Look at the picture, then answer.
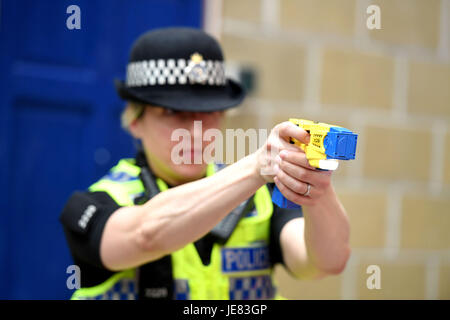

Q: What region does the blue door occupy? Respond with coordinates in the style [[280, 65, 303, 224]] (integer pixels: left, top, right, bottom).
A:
[[0, 0, 202, 299]]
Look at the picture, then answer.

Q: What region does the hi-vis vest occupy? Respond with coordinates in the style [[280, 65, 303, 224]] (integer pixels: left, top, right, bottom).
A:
[[71, 158, 281, 300]]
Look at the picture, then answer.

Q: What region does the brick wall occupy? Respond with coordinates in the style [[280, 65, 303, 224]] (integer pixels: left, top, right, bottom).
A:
[[219, 0, 450, 299]]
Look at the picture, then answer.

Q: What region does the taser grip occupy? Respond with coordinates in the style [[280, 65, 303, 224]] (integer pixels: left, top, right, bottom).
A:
[[271, 167, 329, 209], [272, 185, 301, 209], [271, 119, 358, 209]]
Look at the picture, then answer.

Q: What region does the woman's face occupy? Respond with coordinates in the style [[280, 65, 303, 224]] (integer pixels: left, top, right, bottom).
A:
[[130, 106, 224, 185]]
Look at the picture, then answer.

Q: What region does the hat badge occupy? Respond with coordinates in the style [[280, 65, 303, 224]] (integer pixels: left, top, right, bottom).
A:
[[185, 52, 208, 84]]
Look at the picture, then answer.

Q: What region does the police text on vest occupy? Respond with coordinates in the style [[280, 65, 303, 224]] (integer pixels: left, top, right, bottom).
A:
[[221, 246, 270, 273]]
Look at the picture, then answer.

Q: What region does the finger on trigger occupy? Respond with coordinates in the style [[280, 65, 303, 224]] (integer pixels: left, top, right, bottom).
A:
[[280, 121, 310, 145]]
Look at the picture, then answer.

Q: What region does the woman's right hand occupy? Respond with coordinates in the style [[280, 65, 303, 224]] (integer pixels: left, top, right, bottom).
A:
[[255, 121, 333, 207], [255, 121, 311, 182]]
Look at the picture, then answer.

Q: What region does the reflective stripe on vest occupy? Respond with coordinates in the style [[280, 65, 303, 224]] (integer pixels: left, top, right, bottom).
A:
[[71, 269, 136, 300], [71, 159, 280, 300]]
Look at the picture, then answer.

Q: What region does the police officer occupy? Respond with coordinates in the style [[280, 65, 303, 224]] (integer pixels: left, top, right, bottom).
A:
[[60, 27, 351, 300]]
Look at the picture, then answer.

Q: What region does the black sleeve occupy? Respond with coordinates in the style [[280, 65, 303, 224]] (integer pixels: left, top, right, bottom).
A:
[[267, 184, 303, 266], [59, 191, 120, 275]]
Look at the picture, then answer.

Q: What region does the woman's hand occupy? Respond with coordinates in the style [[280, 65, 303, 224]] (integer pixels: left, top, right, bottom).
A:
[[256, 121, 333, 206]]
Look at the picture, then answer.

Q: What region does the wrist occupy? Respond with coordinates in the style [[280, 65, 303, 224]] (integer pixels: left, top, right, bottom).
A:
[[303, 184, 339, 213], [243, 151, 267, 187]]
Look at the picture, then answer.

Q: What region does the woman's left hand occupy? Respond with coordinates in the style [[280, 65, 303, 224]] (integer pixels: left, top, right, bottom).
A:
[[273, 148, 333, 207]]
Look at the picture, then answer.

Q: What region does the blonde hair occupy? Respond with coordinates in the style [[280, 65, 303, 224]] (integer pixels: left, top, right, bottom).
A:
[[121, 101, 145, 131]]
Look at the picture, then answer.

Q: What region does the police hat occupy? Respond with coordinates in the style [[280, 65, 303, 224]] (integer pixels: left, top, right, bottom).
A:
[[115, 27, 246, 112]]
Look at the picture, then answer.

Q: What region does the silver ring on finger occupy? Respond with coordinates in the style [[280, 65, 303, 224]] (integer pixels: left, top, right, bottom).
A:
[[302, 183, 311, 197]]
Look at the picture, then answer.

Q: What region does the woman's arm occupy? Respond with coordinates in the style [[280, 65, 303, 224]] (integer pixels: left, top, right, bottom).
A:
[[100, 153, 266, 271], [279, 188, 351, 279], [100, 121, 340, 274], [270, 147, 351, 279]]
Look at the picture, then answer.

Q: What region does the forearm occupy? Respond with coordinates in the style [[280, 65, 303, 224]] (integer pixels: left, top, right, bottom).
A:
[[302, 185, 351, 274], [100, 153, 265, 271], [139, 153, 264, 253]]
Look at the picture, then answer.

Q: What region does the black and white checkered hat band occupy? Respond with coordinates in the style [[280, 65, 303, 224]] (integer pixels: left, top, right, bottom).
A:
[[126, 59, 226, 87]]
